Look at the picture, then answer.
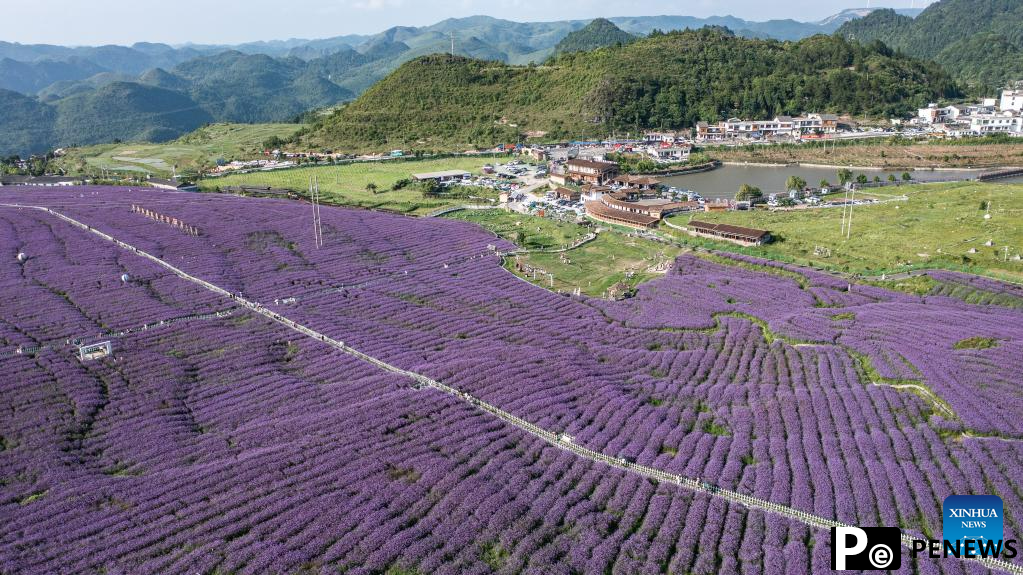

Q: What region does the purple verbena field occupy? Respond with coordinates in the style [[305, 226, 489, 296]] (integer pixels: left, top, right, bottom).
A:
[[1, 187, 1021, 575]]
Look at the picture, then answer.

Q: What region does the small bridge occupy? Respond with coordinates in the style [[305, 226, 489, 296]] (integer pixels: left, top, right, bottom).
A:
[[977, 167, 1023, 182]]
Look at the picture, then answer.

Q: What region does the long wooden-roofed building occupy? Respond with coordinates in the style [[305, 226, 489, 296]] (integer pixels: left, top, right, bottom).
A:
[[554, 187, 581, 201], [612, 175, 661, 190], [584, 199, 660, 229], [584, 190, 697, 229], [686, 220, 772, 245]]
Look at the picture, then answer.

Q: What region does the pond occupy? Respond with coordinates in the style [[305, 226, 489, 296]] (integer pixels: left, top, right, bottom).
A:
[[660, 164, 1021, 200]]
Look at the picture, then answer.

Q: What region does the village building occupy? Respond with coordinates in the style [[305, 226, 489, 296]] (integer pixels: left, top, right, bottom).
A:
[[642, 130, 688, 144], [1001, 89, 1023, 112], [686, 220, 772, 246], [696, 121, 726, 141], [411, 170, 470, 183], [584, 189, 695, 229], [695, 113, 838, 141], [702, 201, 732, 212], [970, 111, 1023, 134], [916, 94, 1023, 135], [564, 158, 620, 185], [612, 175, 662, 191], [148, 178, 197, 191], [646, 145, 691, 162], [0, 175, 80, 187], [918, 103, 970, 124], [549, 172, 570, 186], [522, 147, 548, 162], [579, 184, 613, 201], [553, 187, 581, 202]]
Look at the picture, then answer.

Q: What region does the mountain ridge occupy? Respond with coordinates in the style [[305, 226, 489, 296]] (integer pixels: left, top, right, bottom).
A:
[[303, 29, 957, 153], [836, 0, 1023, 88]]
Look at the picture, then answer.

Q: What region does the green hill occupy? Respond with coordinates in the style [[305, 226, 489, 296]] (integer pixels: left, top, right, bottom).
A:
[[553, 18, 636, 56], [837, 0, 1023, 88], [0, 57, 107, 94], [0, 83, 212, 156], [0, 89, 56, 157], [303, 29, 958, 152], [167, 51, 353, 123], [53, 82, 212, 145]]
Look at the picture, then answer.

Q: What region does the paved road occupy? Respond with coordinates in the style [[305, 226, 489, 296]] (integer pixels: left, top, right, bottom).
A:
[[4, 202, 1020, 575]]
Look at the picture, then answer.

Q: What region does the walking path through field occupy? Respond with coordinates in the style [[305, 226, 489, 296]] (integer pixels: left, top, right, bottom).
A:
[[3, 202, 1020, 575]]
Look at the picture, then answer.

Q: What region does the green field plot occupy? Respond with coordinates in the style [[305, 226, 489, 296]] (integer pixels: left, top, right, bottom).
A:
[[444, 210, 590, 250], [202, 156, 508, 215], [53, 123, 303, 176], [666, 182, 1023, 281]]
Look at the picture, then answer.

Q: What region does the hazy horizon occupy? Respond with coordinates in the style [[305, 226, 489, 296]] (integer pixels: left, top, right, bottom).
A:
[[5, 0, 936, 47]]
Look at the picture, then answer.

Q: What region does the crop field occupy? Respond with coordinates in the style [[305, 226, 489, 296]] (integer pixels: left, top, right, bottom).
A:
[[1, 186, 1022, 574], [51, 123, 304, 177], [202, 155, 509, 215], [668, 182, 1023, 281]]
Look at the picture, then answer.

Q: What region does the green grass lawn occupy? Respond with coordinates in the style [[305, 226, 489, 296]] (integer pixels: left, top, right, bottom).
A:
[[665, 182, 1023, 281], [519, 232, 681, 297], [448, 209, 681, 296], [444, 209, 590, 250], [53, 123, 303, 177], [202, 156, 509, 215]]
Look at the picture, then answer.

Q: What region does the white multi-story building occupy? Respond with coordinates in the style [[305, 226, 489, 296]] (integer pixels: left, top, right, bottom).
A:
[[646, 145, 691, 162], [695, 113, 838, 141], [917, 103, 969, 124], [1001, 89, 1023, 112], [969, 112, 1022, 134]]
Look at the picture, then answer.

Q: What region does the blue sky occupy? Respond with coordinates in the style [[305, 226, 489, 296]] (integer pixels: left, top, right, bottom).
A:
[[6, 0, 937, 46]]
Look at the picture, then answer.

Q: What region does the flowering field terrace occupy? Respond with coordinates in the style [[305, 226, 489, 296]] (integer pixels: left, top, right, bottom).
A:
[[1, 186, 1021, 575]]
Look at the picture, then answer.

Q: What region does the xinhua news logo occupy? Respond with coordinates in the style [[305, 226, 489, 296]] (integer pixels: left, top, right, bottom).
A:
[[830, 527, 901, 570], [830, 495, 1019, 571]]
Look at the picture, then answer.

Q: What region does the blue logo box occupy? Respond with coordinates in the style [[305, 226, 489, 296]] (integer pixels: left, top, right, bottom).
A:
[[943, 495, 1003, 544]]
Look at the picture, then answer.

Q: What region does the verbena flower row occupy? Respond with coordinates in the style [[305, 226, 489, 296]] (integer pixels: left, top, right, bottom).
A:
[[1, 187, 1019, 575]]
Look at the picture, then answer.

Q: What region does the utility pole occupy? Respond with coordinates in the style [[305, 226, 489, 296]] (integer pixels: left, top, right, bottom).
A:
[[310, 176, 323, 248], [316, 176, 323, 248], [450, 32, 455, 56], [846, 187, 856, 240], [840, 187, 849, 236]]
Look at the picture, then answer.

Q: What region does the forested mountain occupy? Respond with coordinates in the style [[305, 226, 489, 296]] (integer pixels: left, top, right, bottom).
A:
[[0, 90, 57, 157], [836, 0, 1023, 88], [553, 19, 636, 56], [161, 51, 353, 122], [0, 83, 211, 156], [0, 8, 926, 156], [52, 82, 213, 145], [0, 57, 108, 94], [0, 8, 911, 102], [304, 29, 958, 152], [0, 52, 354, 156]]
